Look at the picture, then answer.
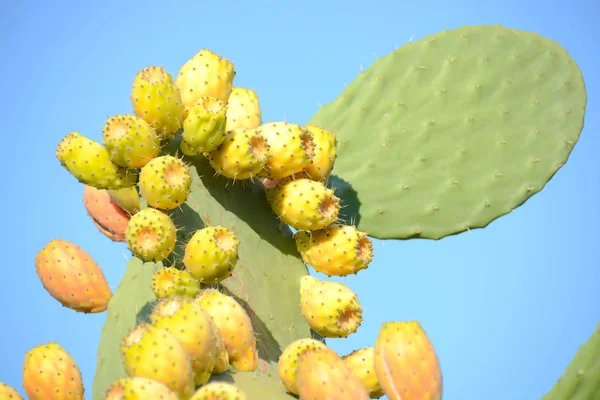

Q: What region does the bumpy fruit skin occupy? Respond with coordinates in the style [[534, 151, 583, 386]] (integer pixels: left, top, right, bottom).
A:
[[225, 87, 262, 131], [151, 267, 201, 299], [176, 49, 236, 119], [207, 128, 269, 180], [131, 65, 185, 140], [139, 155, 192, 210], [105, 377, 179, 400], [207, 314, 230, 374], [22, 342, 84, 400], [120, 323, 195, 400], [183, 226, 240, 285], [150, 297, 218, 386], [294, 223, 373, 276], [343, 348, 385, 399], [296, 348, 370, 400], [125, 207, 177, 262], [299, 124, 337, 182], [300, 276, 363, 338], [195, 289, 258, 372], [107, 187, 140, 216], [256, 121, 314, 179], [101, 114, 161, 168], [266, 178, 341, 231], [373, 321, 443, 400], [0, 382, 24, 399], [35, 239, 112, 313], [277, 338, 331, 395], [56, 132, 138, 190], [182, 96, 227, 154], [190, 382, 247, 400], [83, 185, 130, 242]]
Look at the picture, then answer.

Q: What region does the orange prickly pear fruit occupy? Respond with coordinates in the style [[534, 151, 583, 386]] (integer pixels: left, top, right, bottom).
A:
[[343, 348, 385, 399], [277, 338, 332, 395], [0, 382, 24, 399], [83, 185, 131, 242]]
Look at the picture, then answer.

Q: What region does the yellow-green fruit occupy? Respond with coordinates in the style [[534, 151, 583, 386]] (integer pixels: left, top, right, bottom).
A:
[[300, 124, 337, 182], [256, 121, 315, 179], [183, 226, 239, 285], [176, 49, 236, 119], [343, 348, 385, 399], [277, 338, 332, 395], [299, 276, 363, 338], [182, 96, 227, 154], [139, 155, 192, 210], [131, 65, 184, 140], [207, 128, 269, 180], [108, 187, 140, 215], [151, 267, 201, 299], [206, 314, 230, 374], [150, 297, 218, 386], [125, 207, 177, 262], [121, 323, 195, 400], [266, 178, 341, 231], [196, 289, 258, 372], [0, 382, 23, 399], [105, 377, 179, 400], [294, 224, 373, 277], [225, 87, 262, 131], [56, 132, 138, 190], [190, 382, 247, 400], [101, 114, 161, 169]]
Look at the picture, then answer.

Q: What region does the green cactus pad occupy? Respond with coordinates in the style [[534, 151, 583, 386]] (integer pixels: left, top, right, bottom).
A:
[[309, 24, 587, 239]]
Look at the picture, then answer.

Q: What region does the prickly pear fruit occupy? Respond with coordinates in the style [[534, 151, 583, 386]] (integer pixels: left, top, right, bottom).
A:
[[300, 276, 363, 338], [176, 49, 236, 119], [125, 207, 177, 262], [101, 114, 161, 169], [22, 342, 84, 400], [207, 314, 230, 374], [120, 323, 195, 400], [299, 124, 337, 182], [373, 321, 443, 400], [294, 223, 373, 277], [56, 132, 138, 190], [0, 382, 24, 399], [277, 338, 331, 395], [181, 96, 227, 154], [343, 348, 384, 399], [183, 226, 240, 285], [151, 267, 201, 299], [256, 121, 314, 180], [190, 382, 247, 400], [108, 187, 140, 216], [225, 87, 262, 131], [266, 178, 341, 231], [296, 348, 370, 400], [105, 377, 179, 400], [35, 239, 112, 313], [131, 65, 185, 140], [83, 185, 130, 242], [207, 128, 269, 180], [138, 155, 192, 210], [150, 296, 218, 386], [195, 289, 258, 372]]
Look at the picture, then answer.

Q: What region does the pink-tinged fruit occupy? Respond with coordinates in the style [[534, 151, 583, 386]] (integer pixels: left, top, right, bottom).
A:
[[83, 185, 130, 242]]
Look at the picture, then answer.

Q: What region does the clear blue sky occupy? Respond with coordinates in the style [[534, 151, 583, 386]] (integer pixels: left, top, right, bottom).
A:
[[1, 1, 598, 399]]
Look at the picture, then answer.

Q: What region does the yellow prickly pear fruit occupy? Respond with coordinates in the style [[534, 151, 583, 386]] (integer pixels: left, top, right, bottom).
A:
[[105, 377, 179, 400], [131, 65, 185, 140], [343, 348, 385, 399], [125, 207, 177, 262], [107, 186, 140, 216], [277, 338, 332, 395], [300, 124, 337, 182], [138, 155, 192, 210], [181, 96, 227, 154], [0, 382, 24, 399], [176, 49, 236, 119], [101, 114, 161, 169], [120, 323, 195, 400], [190, 382, 247, 400], [22, 342, 84, 400], [183, 226, 240, 285], [207, 128, 269, 180], [256, 121, 315, 180], [150, 296, 218, 386], [373, 321, 443, 400], [56, 132, 138, 190], [300, 276, 363, 338], [294, 223, 374, 277], [151, 267, 201, 299], [266, 178, 341, 231], [195, 289, 258, 372], [206, 314, 230, 374], [225, 87, 262, 131]]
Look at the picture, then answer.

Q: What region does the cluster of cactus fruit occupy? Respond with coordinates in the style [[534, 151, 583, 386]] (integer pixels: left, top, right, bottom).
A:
[[1, 24, 595, 400]]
